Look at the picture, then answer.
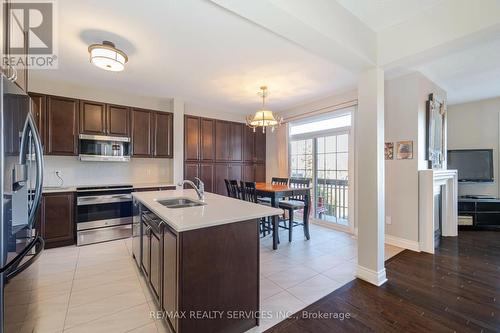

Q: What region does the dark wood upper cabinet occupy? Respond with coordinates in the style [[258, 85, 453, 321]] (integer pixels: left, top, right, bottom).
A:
[[80, 100, 106, 135], [153, 112, 173, 158], [29, 93, 45, 149], [255, 130, 266, 163], [200, 118, 215, 161], [107, 104, 130, 137], [215, 120, 230, 161], [185, 116, 200, 161], [230, 122, 243, 161], [41, 192, 75, 248], [46, 95, 79, 155], [131, 108, 153, 157]]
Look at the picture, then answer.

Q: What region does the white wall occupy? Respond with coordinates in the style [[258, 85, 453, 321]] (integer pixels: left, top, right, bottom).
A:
[[184, 102, 246, 123], [269, 89, 358, 182], [447, 97, 500, 197], [384, 72, 446, 243]]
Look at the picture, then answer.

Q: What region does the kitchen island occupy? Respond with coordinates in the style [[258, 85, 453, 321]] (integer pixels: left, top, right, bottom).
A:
[[132, 189, 282, 333]]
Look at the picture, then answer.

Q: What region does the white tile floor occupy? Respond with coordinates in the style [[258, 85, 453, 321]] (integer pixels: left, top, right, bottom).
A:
[[4, 224, 403, 333]]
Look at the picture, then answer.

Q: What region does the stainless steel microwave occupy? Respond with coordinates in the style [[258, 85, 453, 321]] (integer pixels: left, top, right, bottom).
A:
[[79, 134, 131, 162]]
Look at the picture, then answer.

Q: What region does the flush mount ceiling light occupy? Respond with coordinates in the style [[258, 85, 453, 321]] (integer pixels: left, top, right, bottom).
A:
[[246, 86, 283, 134], [88, 41, 128, 72]]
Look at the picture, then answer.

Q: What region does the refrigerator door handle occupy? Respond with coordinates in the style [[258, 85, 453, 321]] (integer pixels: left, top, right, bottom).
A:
[[4, 236, 44, 282], [19, 111, 44, 228]]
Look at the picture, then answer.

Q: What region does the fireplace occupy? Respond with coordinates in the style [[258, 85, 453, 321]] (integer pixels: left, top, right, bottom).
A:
[[419, 169, 458, 254]]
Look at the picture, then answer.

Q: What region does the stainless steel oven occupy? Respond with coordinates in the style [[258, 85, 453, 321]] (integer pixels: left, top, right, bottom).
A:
[[76, 185, 133, 246]]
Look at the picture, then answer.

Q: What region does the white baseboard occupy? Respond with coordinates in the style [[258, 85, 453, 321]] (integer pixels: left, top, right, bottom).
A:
[[356, 265, 387, 286], [385, 235, 420, 252]]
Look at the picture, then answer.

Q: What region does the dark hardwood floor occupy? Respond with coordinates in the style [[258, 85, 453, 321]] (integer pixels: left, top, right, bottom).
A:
[[266, 231, 500, 333]]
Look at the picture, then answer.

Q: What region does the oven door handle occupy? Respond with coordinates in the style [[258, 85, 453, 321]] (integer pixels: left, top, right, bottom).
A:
[[1, 235, 44, 280], [77, 194, 132, 206]]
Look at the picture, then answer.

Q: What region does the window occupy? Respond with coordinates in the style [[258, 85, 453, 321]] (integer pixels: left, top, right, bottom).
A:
[[289, 114, 351, 136], [290, 139, 313, 178]]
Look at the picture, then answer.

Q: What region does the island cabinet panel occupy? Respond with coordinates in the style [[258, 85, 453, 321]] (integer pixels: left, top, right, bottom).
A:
[[40, 192, 75, 249], [163, 229, 178, 332], [135, 202, 261, 333], [46, 96, 79, 156], [29, 93, 46, 149], [153, 111, 173, 158], [200, 118, 215, 161], [178, 220, 259, 333], [107, 104, 130, 137], [79, 100, 107, 135], [141, 221, 150, 278], [215, 120, 230, 161], [150, 232, 161, 297], [184, 116, 200, 161], [131, 108, 153, 157]]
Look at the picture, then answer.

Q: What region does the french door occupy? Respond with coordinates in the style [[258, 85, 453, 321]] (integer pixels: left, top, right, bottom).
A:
[[290, 131, 352, 230]]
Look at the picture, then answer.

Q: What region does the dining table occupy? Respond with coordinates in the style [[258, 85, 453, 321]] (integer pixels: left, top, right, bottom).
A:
[[255, 182, 312, 250]]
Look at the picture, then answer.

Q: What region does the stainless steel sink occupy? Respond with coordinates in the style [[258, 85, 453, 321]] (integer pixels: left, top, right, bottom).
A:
[[157, 197, 206, 209]]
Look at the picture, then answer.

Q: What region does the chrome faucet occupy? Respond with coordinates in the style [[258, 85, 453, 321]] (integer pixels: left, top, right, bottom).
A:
[[178, 177, 205, 201]]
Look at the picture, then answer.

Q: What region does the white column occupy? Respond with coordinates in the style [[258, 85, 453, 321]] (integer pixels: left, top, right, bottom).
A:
[[172, 98, 184, 186], [355, 68, 387, 286]]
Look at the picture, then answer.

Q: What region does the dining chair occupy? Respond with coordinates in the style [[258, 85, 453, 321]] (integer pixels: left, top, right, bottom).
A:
[[229, 180, 241, 199], [259, 177, 289, 205], [225, 179, 240, 199], [271, 177, 289, 185], [278, 178, 311, 242], [240, 181, 272, 237]]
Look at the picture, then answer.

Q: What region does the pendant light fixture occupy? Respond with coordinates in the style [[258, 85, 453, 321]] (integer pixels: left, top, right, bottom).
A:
[[88, 41, 128, 72], [246, 86, 283, 134]]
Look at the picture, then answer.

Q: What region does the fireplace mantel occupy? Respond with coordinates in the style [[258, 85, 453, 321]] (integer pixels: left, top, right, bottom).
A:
[[418, 169, 458, 254]]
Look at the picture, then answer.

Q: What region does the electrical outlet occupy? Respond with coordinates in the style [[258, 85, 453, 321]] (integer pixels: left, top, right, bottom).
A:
[[386, 216, 392, 225]]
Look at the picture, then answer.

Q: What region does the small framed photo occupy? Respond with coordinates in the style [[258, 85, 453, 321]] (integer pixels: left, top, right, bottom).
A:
[[385, 142, 394, 160], [396, 141, 413, 160]]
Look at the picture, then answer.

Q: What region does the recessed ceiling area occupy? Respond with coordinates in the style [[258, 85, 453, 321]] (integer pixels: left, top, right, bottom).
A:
[[335, 0, 445, 32], [31, 0, 357, 114], [417, 37, 500, 105]]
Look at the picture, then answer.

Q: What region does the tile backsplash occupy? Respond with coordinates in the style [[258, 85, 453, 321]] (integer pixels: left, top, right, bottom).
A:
[[43, 156, 173, 187]]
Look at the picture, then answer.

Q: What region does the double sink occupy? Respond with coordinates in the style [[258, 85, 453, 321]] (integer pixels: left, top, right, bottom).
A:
[[157, 197, 206, 209]]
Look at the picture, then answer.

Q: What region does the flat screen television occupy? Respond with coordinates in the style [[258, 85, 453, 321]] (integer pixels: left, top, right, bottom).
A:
[[447, 149, 494, 182]]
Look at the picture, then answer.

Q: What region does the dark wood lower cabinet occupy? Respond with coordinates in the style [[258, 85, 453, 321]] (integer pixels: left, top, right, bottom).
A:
[[136, 203, 259, 333], [40, 192, 75, 248]]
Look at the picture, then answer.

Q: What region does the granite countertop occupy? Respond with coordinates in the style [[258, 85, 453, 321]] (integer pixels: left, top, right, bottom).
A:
[[133, 189, 283, 232], [42, 182, 177, 193]]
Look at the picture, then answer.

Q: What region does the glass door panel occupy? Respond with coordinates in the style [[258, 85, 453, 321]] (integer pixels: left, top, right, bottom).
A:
[[315, 133, 349, 226]]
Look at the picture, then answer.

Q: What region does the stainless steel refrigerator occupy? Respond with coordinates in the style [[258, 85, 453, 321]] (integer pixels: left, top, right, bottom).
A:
[[0, 74, 45, 332]]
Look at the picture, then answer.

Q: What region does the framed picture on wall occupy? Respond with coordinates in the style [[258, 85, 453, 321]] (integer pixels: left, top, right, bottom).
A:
[[396, 141, 413, 160], [385, 142, 394, 160]]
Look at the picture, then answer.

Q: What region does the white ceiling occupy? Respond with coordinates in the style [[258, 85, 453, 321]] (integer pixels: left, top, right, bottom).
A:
[[31, 0, 357, 114], [417, 37, 500, 105], [335, 0, 445, 32]]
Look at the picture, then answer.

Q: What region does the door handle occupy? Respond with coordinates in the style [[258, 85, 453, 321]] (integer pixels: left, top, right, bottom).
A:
[[19, 111, 44, 228]]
